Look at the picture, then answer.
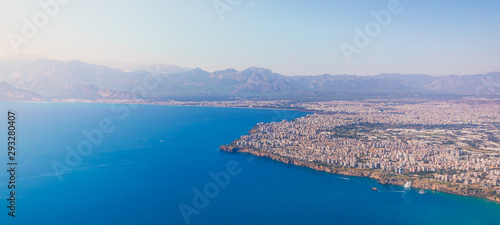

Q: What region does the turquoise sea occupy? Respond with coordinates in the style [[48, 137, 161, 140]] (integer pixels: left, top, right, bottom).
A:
[[0, 102, 499, 225]]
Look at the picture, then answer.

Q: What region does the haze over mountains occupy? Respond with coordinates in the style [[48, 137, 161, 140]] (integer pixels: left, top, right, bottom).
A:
[[0, 58, 499, 101]]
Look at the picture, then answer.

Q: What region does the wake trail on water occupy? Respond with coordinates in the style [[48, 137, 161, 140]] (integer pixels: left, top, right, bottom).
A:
[[0, 173, 58, 186], [0, 164, 113, 185]]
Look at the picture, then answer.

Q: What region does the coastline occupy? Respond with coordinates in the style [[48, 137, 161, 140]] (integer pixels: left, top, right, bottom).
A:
[[5, 100, 499, 203], [220, 145, 500, 204], [0, 100, 315, 113]]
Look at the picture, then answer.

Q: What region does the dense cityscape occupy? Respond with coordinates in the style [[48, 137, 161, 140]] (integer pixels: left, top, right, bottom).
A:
[[221, 98, 500, 202]]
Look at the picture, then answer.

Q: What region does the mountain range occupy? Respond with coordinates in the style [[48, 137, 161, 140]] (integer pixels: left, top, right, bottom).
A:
[[0, 58, 499, 101]]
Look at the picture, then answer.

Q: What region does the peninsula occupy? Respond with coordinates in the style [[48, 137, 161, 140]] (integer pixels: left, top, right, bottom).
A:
[[220, 98, 500, 203]]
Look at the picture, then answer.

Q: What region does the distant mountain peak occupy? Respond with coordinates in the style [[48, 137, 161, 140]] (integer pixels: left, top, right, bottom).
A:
[[244, 66, 272, 73]]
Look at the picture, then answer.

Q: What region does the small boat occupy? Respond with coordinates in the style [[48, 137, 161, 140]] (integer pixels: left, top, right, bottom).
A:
[[372, 187, 378, 191], [404, 181, 412, 188], [418, 189, 425, 194]]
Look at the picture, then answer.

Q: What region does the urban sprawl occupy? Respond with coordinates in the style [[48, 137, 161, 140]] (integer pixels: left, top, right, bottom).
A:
[[223, 99, 500, 199]]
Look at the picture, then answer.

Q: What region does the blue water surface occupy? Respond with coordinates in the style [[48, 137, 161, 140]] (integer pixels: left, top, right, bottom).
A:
[[0, 102, 499, 225]]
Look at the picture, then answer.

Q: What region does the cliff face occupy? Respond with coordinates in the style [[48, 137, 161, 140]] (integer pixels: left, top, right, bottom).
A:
[[220, 145, 500, 203]]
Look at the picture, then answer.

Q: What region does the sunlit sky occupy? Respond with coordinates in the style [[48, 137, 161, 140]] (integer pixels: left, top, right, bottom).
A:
[[1, 0, 499, 76]]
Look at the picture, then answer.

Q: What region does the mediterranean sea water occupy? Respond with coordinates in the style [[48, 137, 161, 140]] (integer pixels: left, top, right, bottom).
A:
[[0, 102, 499, 225]]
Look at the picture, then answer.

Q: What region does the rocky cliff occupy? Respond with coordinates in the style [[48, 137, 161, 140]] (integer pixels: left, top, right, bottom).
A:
[[220, 145, 500, 203]]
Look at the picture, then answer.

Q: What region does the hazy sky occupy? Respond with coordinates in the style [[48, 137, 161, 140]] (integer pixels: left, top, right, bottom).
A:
[[1, 0, 499, 76]]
